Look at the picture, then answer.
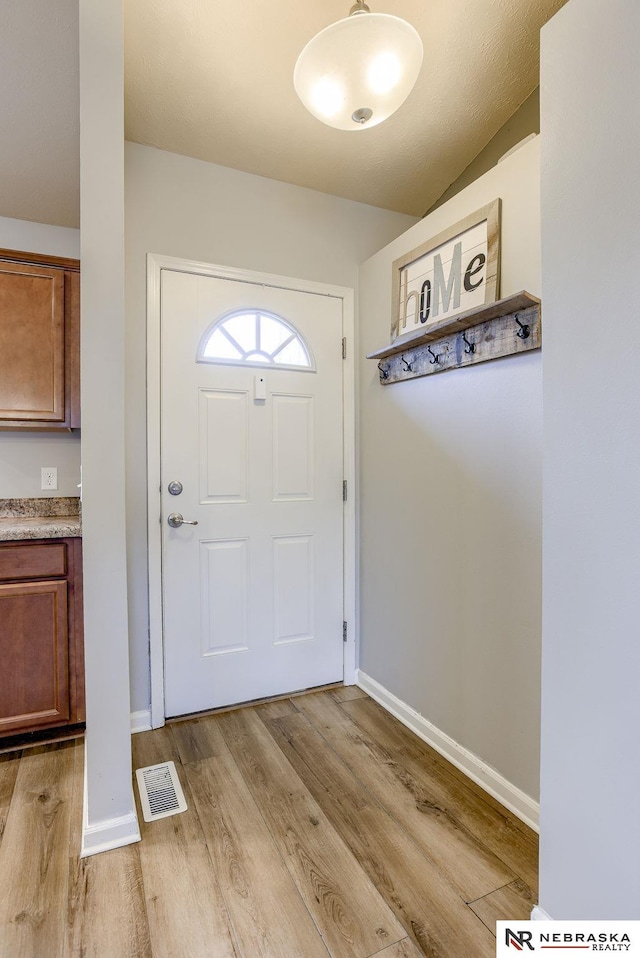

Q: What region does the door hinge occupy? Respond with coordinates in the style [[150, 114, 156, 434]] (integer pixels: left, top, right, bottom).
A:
[[342, 337, 347, 359], [342, 479, 348, 501], [343, 621, 348, 643]]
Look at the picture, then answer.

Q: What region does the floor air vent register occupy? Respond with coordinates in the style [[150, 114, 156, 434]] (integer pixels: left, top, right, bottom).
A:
[[135, 760, 188, 822]]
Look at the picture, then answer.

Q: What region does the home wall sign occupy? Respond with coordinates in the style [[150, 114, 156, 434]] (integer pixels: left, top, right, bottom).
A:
[[391, 199, 501, 343], [367, 197, 542, 384]]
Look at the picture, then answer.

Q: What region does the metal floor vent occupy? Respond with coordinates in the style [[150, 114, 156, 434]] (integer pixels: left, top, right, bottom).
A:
[[135, 760, 187, 823]]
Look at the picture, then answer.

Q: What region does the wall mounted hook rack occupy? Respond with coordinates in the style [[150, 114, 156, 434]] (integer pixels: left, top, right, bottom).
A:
[[367, 290, 541, 385]]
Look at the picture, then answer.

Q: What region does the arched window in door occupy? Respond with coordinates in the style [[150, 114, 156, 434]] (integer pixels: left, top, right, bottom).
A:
[[197, 309, 315, 371]]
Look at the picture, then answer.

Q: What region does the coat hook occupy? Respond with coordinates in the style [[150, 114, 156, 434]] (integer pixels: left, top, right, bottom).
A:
[[514, 313, 530, 340], [401, 355, 413, 371], [427, 346, 440, 365], [462, 333, 476, 355], [377, 361, 389, 380]]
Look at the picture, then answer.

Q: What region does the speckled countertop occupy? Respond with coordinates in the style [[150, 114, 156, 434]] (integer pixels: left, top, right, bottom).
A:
[[0, 497, 82, 541]]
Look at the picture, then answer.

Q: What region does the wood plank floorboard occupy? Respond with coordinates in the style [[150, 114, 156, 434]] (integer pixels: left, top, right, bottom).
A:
[[0, 749, 21, 850], [296, 691, 517, 902], [267, 710, 497, 958], [65, 740, 84, 857], [253, 698, 300, 720], [63, 740, 85, 955], [172, 716, 332, 958], [329, 686, 367, 703], [217, 707, 406, 958], [340, 695, 539, 893], [0, 689, 539, 958], [469, 879, 537, 934], [372, 938, 425, 958], [0, 742, 75, 958], [65, 843, 152, 958], [132, 727, 239, 958]]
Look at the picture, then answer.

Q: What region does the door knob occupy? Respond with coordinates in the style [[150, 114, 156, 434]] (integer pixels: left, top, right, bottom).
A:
[[167, 512, 198, 528]]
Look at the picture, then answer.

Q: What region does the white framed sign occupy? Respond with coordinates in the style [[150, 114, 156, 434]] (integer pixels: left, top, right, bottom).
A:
[[391, 199, 501, 342]]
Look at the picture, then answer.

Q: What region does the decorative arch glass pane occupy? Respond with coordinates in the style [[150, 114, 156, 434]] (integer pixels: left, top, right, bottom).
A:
[[259, 314, 291, 354], [197, 309, 314, 371], [202, 328, 242, 360], [274, 337, 308, 367], [223, 313, 258, 353]]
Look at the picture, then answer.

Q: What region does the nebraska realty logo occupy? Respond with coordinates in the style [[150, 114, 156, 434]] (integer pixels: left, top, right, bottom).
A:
[[496, 922, 640, 955]]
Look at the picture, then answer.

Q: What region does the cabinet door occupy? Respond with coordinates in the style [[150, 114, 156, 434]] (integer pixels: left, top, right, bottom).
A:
[[0, 261, 65, 422], [0, 579, 70, 733]]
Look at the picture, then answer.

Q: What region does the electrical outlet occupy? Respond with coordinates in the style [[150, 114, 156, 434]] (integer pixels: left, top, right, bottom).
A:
[[41, 467, 58, 491]]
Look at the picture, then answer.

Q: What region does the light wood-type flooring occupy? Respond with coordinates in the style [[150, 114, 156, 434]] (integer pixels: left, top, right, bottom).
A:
[[0, 687, 538, 958]]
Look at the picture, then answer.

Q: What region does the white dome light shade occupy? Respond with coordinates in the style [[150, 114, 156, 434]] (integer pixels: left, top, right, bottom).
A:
[[294, 12, 423, 131]]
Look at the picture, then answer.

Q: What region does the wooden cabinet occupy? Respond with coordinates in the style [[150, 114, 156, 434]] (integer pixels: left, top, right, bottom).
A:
[[0, 248, 80, 429], [0, 538, 84, 736]]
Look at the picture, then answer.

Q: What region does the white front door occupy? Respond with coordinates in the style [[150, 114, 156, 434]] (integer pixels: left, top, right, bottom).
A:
[[160, 268, 345, 717]]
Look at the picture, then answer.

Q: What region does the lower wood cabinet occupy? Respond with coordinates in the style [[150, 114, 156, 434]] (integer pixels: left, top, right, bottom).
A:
[[0, 538, 84, 737]]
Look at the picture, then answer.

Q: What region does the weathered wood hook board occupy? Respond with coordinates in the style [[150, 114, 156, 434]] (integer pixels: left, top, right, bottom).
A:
[[367, 290, 541, 385]]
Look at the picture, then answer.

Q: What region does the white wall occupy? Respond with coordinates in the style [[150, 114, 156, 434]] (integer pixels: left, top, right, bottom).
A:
[[539, 0, 640, 918], [125, 143, 417, 712], [358, 138, 542, 801], [0, 215, 81, 498]]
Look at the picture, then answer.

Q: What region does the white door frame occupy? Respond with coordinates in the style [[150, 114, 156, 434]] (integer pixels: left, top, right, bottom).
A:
[[146, 253, 357, 729]]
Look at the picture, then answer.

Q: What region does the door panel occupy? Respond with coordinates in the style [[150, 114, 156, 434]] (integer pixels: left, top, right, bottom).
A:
[[0, 579, 70, 732], [0, 262, 65, 421], [272, 394, 314, 499], [273, 534, 314, 644], [199, 388, 249, 503], [161, 270, 344, 716], [200, 538, 249, 656]]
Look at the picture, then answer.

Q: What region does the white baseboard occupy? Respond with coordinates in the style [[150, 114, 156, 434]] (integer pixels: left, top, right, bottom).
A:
[[356, 670, 539, 832], [130, 709, 152, 734], [81, 810, 141, 858], [80, 740, 142, 858], [531, 905, 553, 921]]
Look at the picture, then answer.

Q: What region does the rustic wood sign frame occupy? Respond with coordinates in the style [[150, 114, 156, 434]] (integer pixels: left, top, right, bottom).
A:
[[390, 198, 501, 344]]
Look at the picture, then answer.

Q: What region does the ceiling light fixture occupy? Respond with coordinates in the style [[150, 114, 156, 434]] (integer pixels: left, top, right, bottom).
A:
[[293, 1, 423, 132]]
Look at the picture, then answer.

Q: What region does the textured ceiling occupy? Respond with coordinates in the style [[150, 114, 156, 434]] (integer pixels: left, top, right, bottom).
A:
[[0, 1, 567, 229], [124, 0, 567, 216]]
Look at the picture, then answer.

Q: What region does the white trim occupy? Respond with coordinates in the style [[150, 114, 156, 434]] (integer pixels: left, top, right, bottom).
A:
[[356, 670, 540, 832], [81, 813, 141, 858], [80, 748, 141, 858], [342, 288, 357, 684], [147, 254, 358, 725], [131, 709, 152, 734], [147, 254, 165, 730], [531, 906, 553, 921]]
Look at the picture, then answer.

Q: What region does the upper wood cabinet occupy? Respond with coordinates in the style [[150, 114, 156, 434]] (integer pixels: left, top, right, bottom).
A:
[[0, 248, 80, 430]]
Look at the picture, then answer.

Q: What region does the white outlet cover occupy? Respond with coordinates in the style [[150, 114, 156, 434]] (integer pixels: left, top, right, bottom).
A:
[[41, 467, 58, 490]]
